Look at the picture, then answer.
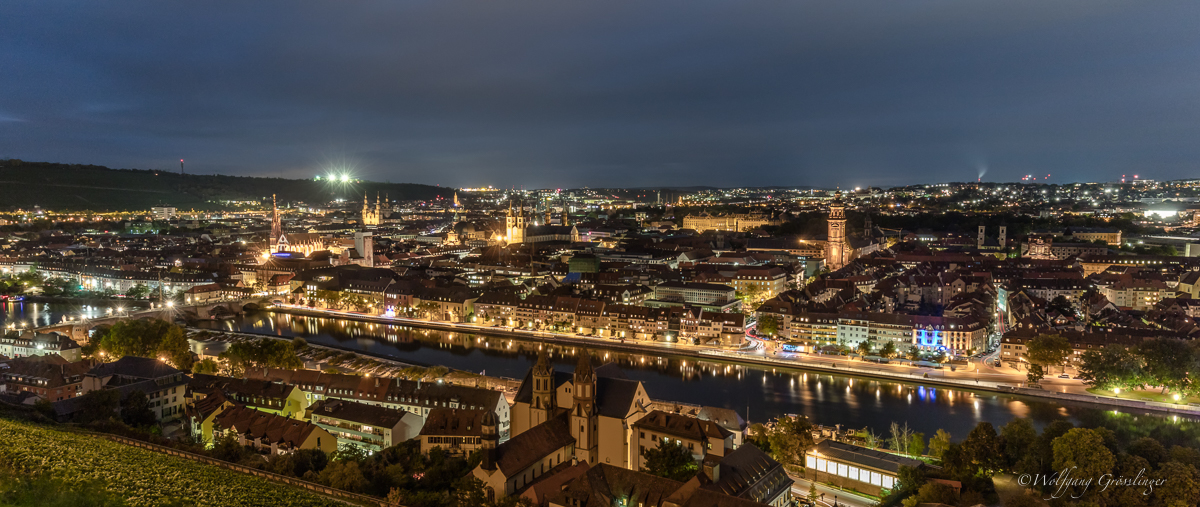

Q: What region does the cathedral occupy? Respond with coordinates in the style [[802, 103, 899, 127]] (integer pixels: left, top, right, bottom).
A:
[[505, 200, 529, 244], [505, 199, 581, 245], [361, 193, 384, 226]]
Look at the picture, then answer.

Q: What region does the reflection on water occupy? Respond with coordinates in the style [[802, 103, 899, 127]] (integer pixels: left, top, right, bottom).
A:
[[1, 301, 147, 329], [197, 310, 1198, 441]]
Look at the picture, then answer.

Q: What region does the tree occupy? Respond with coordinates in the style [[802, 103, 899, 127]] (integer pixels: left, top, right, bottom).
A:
[[889, 422, 914, 456], [757, 314, 780, 336], [999, 418, 1037, 470], [908, 432, 926, 458], [416, 301, 441, 320], [906, 347, 922, 361], [862, 428, 883, 450], [1151, 461, 1200, 507], [1078, 345, 1144, 391], [856, 341, 872, 357], [928, 429, 952, 460], [319, 460, 367, 492], [1052, 428, 1115, 500], [211, 432, 252, 463], [737, 284, 764, 306], [120, 390, 157, 428], [900, 482, 958, 507], [192, 358, 220, 375], [640, 439, 698, 482], [1047, 295, 1076, 318], [766, 415, 815, 466], [75, 389, 120, 424], [1108, 454, 1153, 507], [270, 448, 328, 477], [1026, 334, 1072, 375], [158, 328, 194, 371], [1138, 338, 1197, 395], [449, 476, 490, 507], [1015, 420, 1074, 477], [747, 423, 772, 454], [219, 338, 303, 377], [880, 341, 898, 359], [332, 443, 369, 463], [125, 283, 151, 300], [95, 319, 189, 365], [1126, 437, 1168, 464], [1026, 364, 1045, 384], [960, 422, 1003, 478], [896, 465, 927, 492]]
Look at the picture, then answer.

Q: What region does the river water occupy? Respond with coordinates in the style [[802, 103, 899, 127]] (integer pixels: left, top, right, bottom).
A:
[[0, 300, 148, 330], [197, 311, 1195, 442]]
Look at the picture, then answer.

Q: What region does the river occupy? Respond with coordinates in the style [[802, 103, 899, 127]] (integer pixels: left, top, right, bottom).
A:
[[1, 300, 149, 330], [197, 310, 1196, 443]]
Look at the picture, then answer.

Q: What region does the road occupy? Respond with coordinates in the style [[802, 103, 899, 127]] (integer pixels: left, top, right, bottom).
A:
[[789, 476, 876, 507]]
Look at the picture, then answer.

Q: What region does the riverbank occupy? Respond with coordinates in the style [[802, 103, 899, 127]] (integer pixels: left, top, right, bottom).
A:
[[250, 306, 1200, 418]]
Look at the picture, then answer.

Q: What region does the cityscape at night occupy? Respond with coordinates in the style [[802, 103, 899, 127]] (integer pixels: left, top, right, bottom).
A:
[[2, 2, 1200, 507]]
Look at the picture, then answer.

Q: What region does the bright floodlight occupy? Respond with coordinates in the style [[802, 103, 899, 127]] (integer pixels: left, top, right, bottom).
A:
[[340, 174, 350, 183]]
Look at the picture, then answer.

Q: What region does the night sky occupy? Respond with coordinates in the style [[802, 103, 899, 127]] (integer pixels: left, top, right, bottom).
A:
[[3, 1, 1198, 188]]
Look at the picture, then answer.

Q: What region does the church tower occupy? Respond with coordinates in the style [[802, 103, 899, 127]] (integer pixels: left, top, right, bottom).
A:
[[826, 191, 847, 270], [571, 351, 598, 464], [361, 193, 382, 226], [481, 410, 499, 471], [531, 349, 555, 427], [270, 194, 282, 253], [505, 200, 527, 244]]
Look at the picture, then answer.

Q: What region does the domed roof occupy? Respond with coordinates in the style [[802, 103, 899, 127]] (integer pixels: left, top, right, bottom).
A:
[[454, 221, 476, 234], [482, 410, 498, 426]]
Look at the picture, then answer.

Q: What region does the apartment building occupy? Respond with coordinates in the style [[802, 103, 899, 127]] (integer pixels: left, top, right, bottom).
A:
[[309, 398, 423, 452], [244, 368, 511, 439], [213, 404, 337, 455], [0, 355, 90, 401], [85, 356, 189, 423], [632, 411, 733, 471], [652, 281, 737, 305], [419, 407, 489, 457]]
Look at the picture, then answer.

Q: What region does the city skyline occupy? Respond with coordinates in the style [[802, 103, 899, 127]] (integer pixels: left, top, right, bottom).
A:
[[5, 1, 1200, 188]]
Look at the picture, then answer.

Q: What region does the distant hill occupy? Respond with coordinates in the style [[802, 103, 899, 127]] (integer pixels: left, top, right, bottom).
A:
[[0, 160, 451, 211]]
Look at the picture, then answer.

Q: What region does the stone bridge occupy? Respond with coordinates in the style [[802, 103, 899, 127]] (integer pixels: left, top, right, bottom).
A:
[[35, 299, 263, 344]]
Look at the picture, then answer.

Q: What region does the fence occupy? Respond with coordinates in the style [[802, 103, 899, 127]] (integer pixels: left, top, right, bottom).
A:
[[98, 433, 399, 507]]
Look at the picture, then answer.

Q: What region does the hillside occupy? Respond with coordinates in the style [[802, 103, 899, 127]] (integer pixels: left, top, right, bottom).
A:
[[0, 417, 342, 507], [0, 160, 450, 211]]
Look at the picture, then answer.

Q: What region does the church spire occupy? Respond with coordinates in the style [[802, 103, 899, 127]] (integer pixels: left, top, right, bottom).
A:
[[533, 348, 552, 377], [270, 194, 281, 252], [574, 350, 594, 383]]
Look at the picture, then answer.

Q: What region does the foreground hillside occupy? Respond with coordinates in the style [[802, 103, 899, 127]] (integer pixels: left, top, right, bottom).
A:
[[0, 160, 448, 211], [0, 418, 343, 507]]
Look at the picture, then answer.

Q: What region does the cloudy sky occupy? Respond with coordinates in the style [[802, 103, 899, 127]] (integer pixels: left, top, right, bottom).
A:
[[2, 1, 1198, 188]]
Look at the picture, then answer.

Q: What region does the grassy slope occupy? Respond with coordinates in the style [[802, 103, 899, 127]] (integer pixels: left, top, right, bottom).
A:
[[0, 160, 450, 211], [0, 418, 344, 507]]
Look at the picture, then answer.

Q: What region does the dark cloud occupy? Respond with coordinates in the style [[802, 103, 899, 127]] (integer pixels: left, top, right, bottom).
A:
[[2, 1, 1198, 188]]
